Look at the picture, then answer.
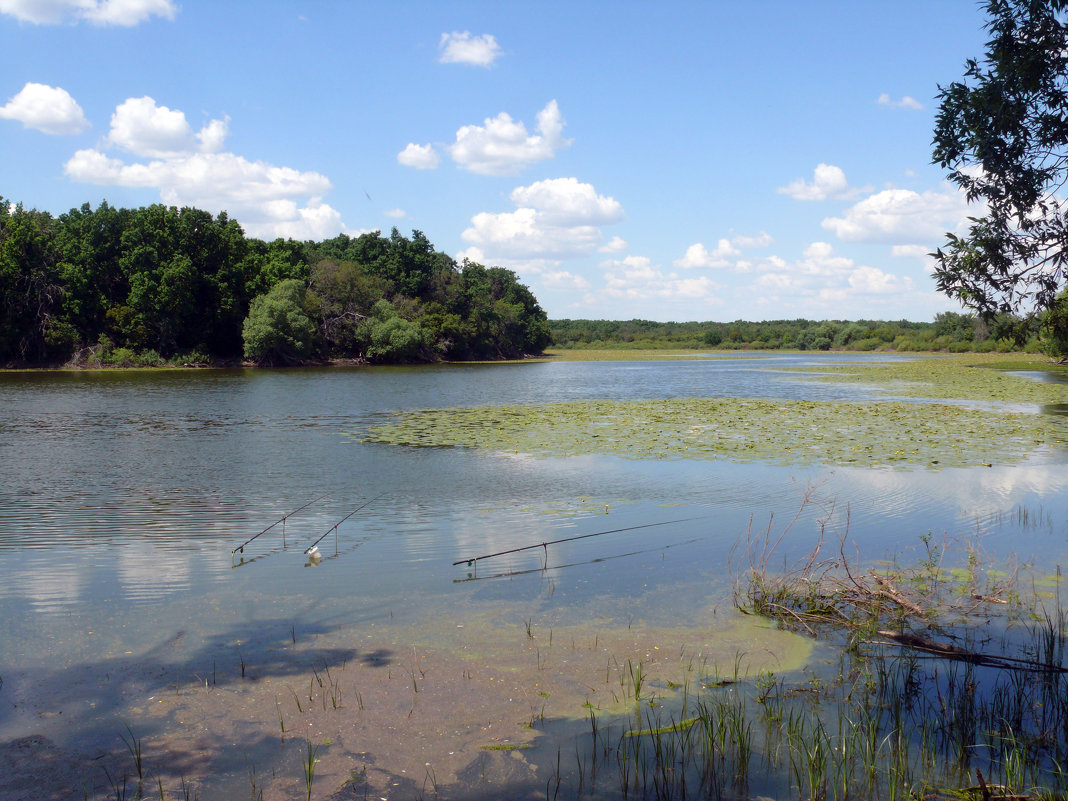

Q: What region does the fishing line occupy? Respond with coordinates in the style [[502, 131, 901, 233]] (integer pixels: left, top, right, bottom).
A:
[[453, 537, 703, 582], [303, 492, 388, 555], [232, 495, 327, 555], [452, 514, 710, 567]]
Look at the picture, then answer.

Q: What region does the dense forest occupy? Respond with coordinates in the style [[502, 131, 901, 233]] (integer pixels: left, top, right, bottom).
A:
[[0, 198, 552, 367], [550, 313, 1045, 353], [2, 197, 1057, 369]]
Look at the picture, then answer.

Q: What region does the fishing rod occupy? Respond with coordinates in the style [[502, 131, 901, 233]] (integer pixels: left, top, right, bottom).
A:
[[304, 492, 387, 555], [452, 515, 708, 567], [454, 537, 702, 582], [232, 495, 327, 555]]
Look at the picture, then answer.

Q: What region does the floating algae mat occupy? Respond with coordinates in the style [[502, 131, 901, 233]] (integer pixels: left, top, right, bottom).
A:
[[363, 396, 1068, 469]]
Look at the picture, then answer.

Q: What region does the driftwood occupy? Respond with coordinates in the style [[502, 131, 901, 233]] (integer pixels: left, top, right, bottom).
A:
[[869, 630, 1068, 673]]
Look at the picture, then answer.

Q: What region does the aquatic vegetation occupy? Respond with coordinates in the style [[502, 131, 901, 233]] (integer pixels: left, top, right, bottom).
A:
[[362, 395, 1068, 469], [548, 543, 1068, 801], [785, 352, 1068, 405]]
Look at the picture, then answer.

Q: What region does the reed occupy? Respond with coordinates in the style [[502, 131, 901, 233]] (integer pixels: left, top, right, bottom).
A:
[[301, 742, 318, 801]]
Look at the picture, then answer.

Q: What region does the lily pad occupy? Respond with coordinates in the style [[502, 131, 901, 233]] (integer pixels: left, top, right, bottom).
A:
[[362, 396, 1068, 469]]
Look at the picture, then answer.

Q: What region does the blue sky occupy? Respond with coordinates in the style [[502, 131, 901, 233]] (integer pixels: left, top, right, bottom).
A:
[[1, 1, 993, 322]]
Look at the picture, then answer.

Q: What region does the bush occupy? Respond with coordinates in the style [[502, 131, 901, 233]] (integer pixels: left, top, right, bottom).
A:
[[103, 347, 138, 366], [242, 279, 317, 364], [135, 349, 164, 366]]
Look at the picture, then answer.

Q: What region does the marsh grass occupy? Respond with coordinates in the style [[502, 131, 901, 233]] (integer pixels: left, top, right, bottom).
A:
[[515, 495, 1068, 801]]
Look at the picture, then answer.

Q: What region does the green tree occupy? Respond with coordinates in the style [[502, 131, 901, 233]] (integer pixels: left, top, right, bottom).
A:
[[932, 0, 1068, 319], [0, 201, 70, 363], [242, 279, 317, 364], [364, 299, 424, 362]]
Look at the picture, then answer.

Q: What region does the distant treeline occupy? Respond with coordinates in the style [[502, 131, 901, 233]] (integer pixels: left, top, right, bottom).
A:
[[0, 198, 550, 367], [550, 314, 1044, 353]]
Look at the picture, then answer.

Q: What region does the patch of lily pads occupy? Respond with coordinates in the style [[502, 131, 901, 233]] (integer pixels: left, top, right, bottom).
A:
[[362, 396, 1068, 469], [784, 353, 1068, 406]]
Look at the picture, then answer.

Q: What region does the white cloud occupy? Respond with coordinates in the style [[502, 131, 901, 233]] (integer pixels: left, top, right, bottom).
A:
[[891, 244, 930, 259], [384, 208, 406, 218], [509, 177, 623, 225], [601, 254, 723, 303], [674, 240, 739, 269], [462, 177, 622, 259], [463, 207, 603, 258], [797, 241, 853, 275], [821, 186, 973, 243], [454, 246, 564, 279], [449, 100, 570, 175], [196, 117, 228, 153], [64, 97, 354, 240], [598, 236, 628, 253], [749, 242, 917, 312], [878, 93, 924, 111], [847, 265, 913, 294], [542, 270, 591, 290], [439, 31, 501, 67], [0, 0, 176, 25], [0, 81, 88, 134], [397, 142, 439, 169], [778, 163, 852, 201], [106, 96, 228, 158], [731, 231, 773, 249], [757, 272, 800, 292]]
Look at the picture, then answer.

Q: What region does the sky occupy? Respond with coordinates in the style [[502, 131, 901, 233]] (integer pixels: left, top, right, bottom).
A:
[[0, 0, 997, 323]]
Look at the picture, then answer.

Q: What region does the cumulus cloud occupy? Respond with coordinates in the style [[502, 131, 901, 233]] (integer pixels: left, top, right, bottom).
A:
[[731, 231, 773, 249], [891, 244, 930, 259], [0, 0, 176, 25], [751, 241, 916, 311], [674, 240, 739, 269], [106, 96, 227, 158], [598, 236, 628, 253], [821, 186, 973, 243], [878, 93, 924, 110], [778, 163, 853, 201], [439, 31, 501, 66], [64, 96, 353, 240], [463, 207, 603, 258], [797, 241, 854, 275], [384, 208, 406, 218], [847, 265, 914, 294], [449, 100, 570, 175], [509, 177, 623, 225], [542, 270, 591, 290], [461, 177, 622, 259], [601, 255, 722, 303], [0, 82, 88, 134], [397, 142, 440, 169]]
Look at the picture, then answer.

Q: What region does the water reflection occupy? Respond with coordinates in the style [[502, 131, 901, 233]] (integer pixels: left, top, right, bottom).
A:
[[2, 356, 1068, 796]]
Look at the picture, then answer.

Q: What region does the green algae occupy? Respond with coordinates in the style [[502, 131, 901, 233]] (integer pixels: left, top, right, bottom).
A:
[[362, 396, 1068, 469]]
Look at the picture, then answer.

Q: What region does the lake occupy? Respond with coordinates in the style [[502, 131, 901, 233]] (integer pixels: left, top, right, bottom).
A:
[[1, 354, 1066, 800]]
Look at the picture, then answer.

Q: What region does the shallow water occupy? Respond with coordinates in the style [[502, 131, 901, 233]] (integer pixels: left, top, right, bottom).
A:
[[1, 354, 1067, 798]]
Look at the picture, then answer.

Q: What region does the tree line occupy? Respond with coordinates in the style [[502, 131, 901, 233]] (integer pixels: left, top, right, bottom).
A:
[[551, 312, 1047, 353], [0, 198, 551, 367]]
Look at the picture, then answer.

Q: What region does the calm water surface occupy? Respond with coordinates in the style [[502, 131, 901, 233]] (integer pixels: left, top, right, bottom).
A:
[[1, 354, 1067, 795]]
